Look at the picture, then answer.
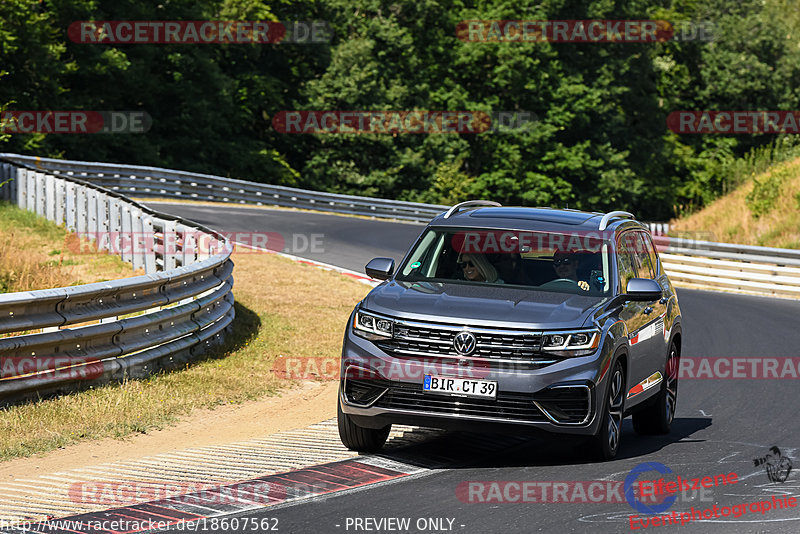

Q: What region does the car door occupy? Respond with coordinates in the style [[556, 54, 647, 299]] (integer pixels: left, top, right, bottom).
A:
[[616, 231, 655, 401], [630, 232, 668, 378]]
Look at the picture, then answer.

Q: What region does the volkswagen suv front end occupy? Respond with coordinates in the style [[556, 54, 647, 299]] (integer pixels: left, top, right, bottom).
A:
[[338, 202, 682, 460]]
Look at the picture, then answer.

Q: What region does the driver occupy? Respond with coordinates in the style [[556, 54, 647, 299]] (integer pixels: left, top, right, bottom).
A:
[[552, 249, 579, 280], [552, 249, 590, 291]]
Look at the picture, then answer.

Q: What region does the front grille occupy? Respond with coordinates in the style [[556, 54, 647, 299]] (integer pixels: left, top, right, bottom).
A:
[[374, 382, 547, 423], [377, 321, 545, 362], [534, 386, 592, 424]]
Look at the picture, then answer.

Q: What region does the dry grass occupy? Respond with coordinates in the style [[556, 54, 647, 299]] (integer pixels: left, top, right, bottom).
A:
[[0, 202, 137, 293], [0, 249, 369, 461], [671, 157, 800, 249]]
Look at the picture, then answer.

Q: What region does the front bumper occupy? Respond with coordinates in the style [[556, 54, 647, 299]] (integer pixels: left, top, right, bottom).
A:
[[340, 325, 614, 436]]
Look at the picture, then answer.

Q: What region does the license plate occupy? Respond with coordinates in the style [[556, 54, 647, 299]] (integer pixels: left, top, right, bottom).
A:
[[423, 375, 497, 399]]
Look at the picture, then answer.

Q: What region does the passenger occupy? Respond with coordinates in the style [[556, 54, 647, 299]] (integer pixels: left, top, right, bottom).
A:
[[457, 253, 501, 283]]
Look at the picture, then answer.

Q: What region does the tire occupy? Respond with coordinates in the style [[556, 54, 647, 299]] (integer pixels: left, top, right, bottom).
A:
[[589, 359, 625, 461], [633, 341, 679, 435], [337, 402, 391, 453]]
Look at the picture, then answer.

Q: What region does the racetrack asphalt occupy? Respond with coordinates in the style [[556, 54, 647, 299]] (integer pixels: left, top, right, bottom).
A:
[[142, 201, 800, 534]]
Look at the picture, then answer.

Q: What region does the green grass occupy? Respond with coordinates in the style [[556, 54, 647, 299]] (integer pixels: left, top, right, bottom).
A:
[[0, 201, 135, 293], [0, 248, 369, 461]]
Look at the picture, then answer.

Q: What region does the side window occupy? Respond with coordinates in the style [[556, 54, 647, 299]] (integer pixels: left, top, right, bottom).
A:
[[402, 230, 438, 276], [634, 233, 656, 279], [642, 233, 660, 278], [616, 233, 638, 292]]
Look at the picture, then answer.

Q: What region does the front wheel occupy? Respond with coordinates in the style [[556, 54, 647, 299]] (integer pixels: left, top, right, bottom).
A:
[[633, 341, 679, 435], [337, 402, 391, 453], [589, 359, 625, 461]]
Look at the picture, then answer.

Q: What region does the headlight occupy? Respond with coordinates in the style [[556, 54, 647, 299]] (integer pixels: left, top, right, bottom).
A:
[[353, 310, 394, 340], [542, 330, 600, 356]]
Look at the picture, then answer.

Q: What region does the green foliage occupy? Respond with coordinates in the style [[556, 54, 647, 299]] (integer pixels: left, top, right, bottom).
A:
[[1, 0, 799, 220], [718, 137, 800, 193], [745, 166, 790, 218], [414, 156, 477, 205]]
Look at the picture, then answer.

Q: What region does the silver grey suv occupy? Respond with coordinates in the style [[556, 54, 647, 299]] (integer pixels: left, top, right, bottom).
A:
[[338, 202, 682, 460]]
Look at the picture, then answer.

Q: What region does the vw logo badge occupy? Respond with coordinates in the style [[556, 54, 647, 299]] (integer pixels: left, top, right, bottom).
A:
[[453, 331, 476, 356]]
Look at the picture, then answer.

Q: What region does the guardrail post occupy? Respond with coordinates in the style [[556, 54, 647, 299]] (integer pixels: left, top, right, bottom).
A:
[[16, 168, 26, 209], [45, 174, 56, 222], [35, 172, 46, 217], [142, 216, 156, 274], [181, 224, 196, 266], [9, 165, 17, 202], [95, 192, 109, 250], [65, 181, 76, 231], [120, 204, 133, 266], [196, 230, 210, 261], [87, 188, 98, 236], [163, 219, 177, 270], [3, 163, 12, 201], [0, 164, 8, 201], [55, 177, 66, 225], [108, 197, 122, 256], [131, 208, 145, 271], [24, 169, 35, 212], [76, 185, 88, 234]]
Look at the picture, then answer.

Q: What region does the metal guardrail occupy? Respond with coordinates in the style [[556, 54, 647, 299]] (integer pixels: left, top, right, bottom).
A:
[[3, 153, 799, 300], [652, 236, 800, 298], [0, 153, 448, 223], [0, 157, 235, 402]]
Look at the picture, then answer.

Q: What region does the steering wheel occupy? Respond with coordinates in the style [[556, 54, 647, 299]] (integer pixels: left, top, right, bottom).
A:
[[539, 278, 579, 290]]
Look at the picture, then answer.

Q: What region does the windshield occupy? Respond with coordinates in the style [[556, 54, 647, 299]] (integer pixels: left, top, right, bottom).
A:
[[396, 228, 614, 296]]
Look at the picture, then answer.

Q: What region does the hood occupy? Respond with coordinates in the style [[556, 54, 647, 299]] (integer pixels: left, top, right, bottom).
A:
[[361, 280, 605, 330]]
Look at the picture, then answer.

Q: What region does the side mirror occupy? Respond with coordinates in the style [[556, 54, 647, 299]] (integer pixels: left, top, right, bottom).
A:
[[365, 258, 395, 280], [625, 278, 662, 302]]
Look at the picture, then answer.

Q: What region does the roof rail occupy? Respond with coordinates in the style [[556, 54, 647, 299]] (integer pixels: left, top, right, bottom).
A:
[[443, 200, 501, 219], [598, 211, 635, 231]]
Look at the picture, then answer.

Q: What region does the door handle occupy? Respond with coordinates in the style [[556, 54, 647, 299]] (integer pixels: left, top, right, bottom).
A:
[[644, 306, 654, 315]]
